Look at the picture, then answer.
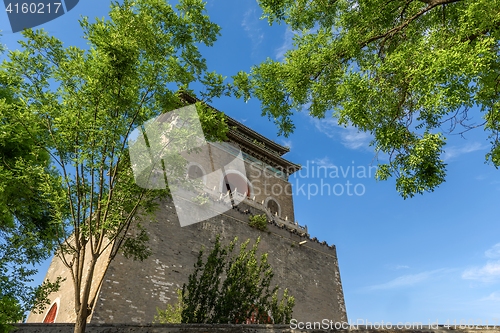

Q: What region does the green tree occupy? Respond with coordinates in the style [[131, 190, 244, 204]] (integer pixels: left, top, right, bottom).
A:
[[179, 235, 294, 324], [0, 0, 227, 332], [154, 289, 184, 324], [0, 35, 61, 332], [233, 0, 500, 198]]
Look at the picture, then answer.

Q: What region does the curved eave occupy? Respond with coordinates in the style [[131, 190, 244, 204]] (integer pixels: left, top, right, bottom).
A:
[[228, 130, 301, 175], [177, 92, 290, 156], [225, 116, 290, 156]]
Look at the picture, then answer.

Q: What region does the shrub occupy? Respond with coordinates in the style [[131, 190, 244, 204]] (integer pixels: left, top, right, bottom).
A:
[[249, 214, 267, 231], [180, 235, 294, 324]]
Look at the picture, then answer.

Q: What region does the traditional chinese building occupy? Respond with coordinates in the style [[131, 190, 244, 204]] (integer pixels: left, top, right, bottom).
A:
[[27, 95, 347, 325]]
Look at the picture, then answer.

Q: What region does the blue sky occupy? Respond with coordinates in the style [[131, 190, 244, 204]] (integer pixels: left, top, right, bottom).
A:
[[1, 0, 500, 325]]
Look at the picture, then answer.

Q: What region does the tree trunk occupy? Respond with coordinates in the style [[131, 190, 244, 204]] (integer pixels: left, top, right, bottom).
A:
[[73, 256, 97, 333], [74, 306, 88, 333]]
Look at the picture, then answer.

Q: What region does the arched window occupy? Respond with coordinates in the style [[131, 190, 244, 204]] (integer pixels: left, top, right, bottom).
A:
[[223, 173, 250, 196], [266, 198, 280, 217], [43, 303, 58, 323]]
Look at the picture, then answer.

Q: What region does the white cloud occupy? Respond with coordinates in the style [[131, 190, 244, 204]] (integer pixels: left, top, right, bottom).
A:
[[280, 138, 293, 149], [385, 264, 411, 271], [443, 142, 487, 161], [312, 117, 373, 151], [366, 269, 444, 291], [486, 243, 500, 259], [462, 262, 500, 282], [342, 126, 373, 149], [312, 156, 336, 168], [275, 25, 320, 61], [311, 118, 336, 139], [275, 27, 294, 61], [480, 292, 500, 302], [242, 8, 264, 51], [395, 265, 410, 270], [462, 244, 500, 283], [309, 113, 485, 156]]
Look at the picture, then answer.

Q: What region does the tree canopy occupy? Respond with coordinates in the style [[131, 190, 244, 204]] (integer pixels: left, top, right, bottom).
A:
[[234, 0, 500, 198], [0, 37, 61, 332], [0, 0, 228, 332]]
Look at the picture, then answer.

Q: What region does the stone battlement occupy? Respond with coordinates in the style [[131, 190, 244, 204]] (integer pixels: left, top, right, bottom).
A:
[[183, 183, 343, 252], [185, 185, 337, 251], [189, 184, 309, 234]]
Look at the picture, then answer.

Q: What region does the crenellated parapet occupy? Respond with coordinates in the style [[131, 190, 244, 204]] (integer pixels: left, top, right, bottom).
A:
[[195, 186, 336, 251], [198, 185, 309, 234]]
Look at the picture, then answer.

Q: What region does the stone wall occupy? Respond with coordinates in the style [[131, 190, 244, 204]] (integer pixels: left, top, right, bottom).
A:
[[26, 195, 345, 325], [12, 324, 500, 333], [90, 197, 346, 324]]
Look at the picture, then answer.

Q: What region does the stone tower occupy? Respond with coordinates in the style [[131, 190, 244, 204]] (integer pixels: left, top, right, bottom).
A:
[[27, 95, 347, 325]]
